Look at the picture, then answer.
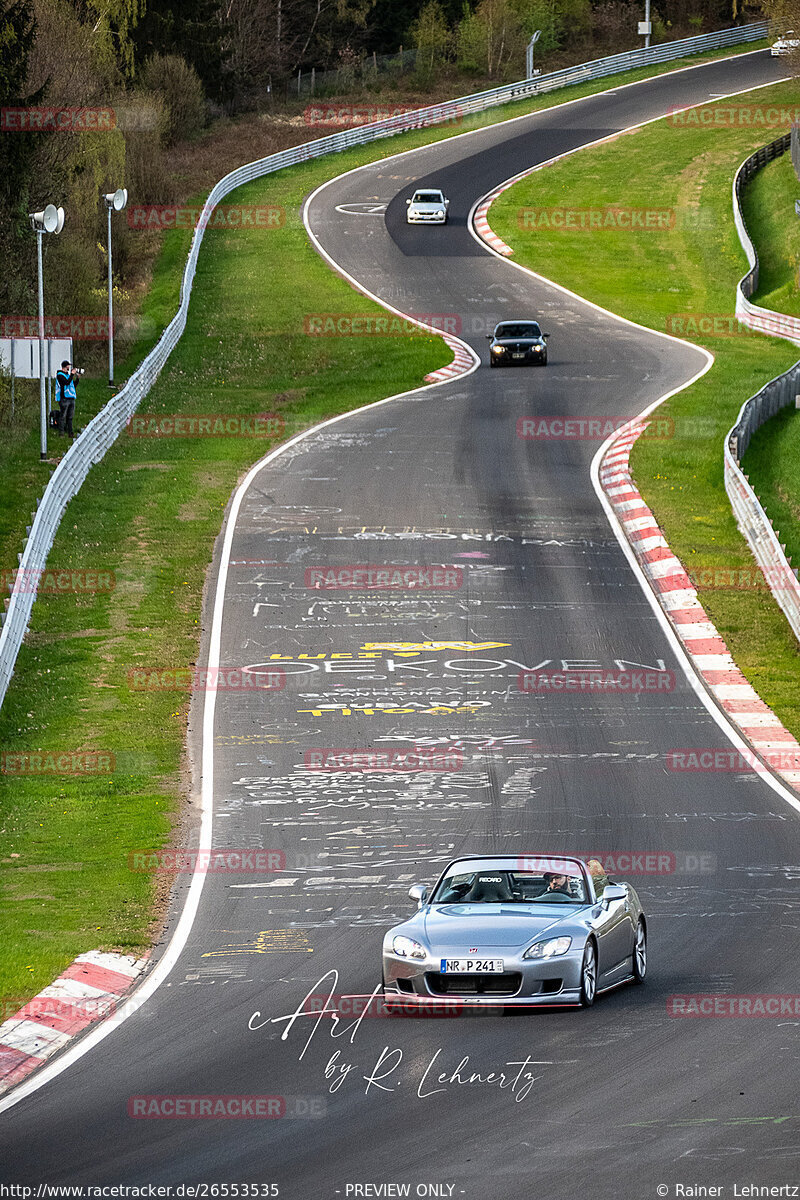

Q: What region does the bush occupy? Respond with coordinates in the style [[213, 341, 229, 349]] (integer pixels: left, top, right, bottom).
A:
[[140, 53, 206, 145], [120, 93, 175, 205]]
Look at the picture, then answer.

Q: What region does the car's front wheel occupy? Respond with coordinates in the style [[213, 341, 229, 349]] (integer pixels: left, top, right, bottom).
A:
[[632, 919, 647, 984], [579, 941, 597, 1007]]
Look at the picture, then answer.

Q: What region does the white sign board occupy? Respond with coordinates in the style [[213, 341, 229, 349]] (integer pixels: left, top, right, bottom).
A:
[[0, 337, 73, 379], [638, 20, 652, 33]]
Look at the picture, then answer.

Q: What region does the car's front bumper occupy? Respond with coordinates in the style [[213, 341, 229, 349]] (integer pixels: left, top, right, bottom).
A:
[[383, 947, 584, 1006], [407, 211, 447, 223], [490, 349, 546, 365]]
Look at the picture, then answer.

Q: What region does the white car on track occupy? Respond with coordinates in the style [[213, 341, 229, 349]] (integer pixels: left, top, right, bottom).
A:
[[771, 30, 800, 55], [406, 188, 450, 224]]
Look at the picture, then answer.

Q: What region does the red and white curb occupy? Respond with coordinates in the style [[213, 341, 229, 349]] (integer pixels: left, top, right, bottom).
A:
[[473, 188, 516, 256], [599, 422, 800, 792], [424, 333, 477, 382], [0, 950, 149, 1094]]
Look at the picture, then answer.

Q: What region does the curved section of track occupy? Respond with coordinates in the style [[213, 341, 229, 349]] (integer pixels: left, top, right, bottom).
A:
[[1, 51, 798, 1199]]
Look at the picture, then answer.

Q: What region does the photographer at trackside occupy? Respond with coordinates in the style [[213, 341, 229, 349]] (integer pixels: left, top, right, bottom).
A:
[[55, 360, 81, 439]]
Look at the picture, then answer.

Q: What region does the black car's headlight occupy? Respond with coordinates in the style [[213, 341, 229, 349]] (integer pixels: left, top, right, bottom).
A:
[[392, 935, 426, 959], [523, 936, 572, 960], [491, 345, 505, 354]]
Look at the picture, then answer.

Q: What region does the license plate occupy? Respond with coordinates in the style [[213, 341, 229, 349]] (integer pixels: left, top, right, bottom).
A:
[[512, 353, 524, 359], [441, 958, 504, 974]]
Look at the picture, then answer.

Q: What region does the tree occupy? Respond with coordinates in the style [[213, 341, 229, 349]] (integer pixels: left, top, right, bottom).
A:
[[0, 0, 41, 314], [411, 0, 451, 76], [458, 0, 522, 77], [131, 0, 226, 101], [72, 0, 144, 77]]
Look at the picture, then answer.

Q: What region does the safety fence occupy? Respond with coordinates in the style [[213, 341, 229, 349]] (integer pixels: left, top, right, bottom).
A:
[[726, 136, 800, 642], [0, 19, 770, 709]]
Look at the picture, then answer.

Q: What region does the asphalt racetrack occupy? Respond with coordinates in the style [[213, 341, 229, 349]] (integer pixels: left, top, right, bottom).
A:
[[2, 49, 799, 1199]]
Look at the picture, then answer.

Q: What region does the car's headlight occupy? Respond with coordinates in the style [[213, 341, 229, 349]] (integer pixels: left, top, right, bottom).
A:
[[491, 345, 505, 354], [435, 210, 444, 218], [392, 935, 426, 959], [523, 936, 572, 959]]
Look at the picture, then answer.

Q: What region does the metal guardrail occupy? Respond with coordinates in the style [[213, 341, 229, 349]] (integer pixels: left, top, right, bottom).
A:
[[791, 123, 800, 180], [726, 138, 800, 643], [0, 20, 770, 709], [733, 133, 800, 342]]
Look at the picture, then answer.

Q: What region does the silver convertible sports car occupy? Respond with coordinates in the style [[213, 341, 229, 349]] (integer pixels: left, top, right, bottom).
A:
[[382, 854, 647, 1008]]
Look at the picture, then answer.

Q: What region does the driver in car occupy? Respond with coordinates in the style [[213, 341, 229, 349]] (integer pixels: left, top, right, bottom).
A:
[[538, 871, 572, 897]]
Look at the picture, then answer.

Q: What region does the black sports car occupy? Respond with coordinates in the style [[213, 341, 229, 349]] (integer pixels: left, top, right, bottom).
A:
[[487, 320, 549, 367]]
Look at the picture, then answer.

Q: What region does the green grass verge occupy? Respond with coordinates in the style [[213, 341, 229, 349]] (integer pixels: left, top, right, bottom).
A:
[[489, 78, 800, 744], [0, 34, 775, 1009], [743, 148, 800, 315]]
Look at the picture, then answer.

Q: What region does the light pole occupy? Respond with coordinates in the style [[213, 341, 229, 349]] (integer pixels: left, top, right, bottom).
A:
[[639, 0, 652, 47], [28, 204, 65, 460], [526, 30, 541, 79], [103, 188, 127, 386]]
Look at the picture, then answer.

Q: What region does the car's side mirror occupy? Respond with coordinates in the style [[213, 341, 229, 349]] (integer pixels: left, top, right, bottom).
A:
[[485, 334, 493, 340], [542, 333, 551, 339], [405, 198, 411, 205], [601, 884, 628, 907], [408, 883, 428, 906]]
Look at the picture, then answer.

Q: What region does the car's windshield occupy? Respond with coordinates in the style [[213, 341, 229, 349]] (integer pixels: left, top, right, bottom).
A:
[[495, 323, 541, 339], [413, 192, 443, 203], [431, 860, 588, 904]]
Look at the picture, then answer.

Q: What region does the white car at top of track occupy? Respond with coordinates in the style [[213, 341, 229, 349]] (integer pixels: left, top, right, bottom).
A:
[[406, 188, 450, 224], [771, 30, 800, 55]]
